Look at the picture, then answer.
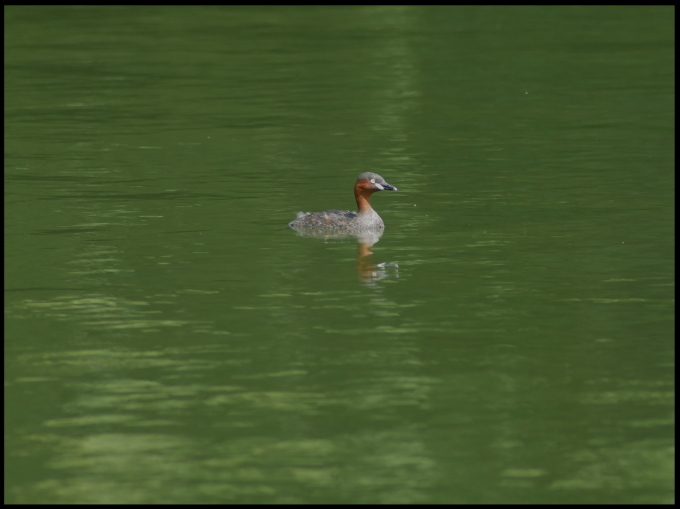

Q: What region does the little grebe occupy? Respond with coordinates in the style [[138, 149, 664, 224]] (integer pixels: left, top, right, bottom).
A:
[[289, 172, 397, 233]]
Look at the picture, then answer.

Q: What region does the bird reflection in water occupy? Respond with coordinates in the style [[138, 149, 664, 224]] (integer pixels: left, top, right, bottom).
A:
[[290, 228, 398, 282]]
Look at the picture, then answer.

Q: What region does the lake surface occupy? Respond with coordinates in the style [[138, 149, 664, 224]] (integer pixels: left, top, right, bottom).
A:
[[5, 6, 674, 504]]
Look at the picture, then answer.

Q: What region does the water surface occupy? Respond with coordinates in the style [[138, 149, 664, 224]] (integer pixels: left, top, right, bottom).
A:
[[5, 6, 674, 504]]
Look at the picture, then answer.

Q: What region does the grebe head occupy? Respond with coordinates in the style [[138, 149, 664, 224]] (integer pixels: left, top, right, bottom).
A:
[[355, 172, 398, 192]]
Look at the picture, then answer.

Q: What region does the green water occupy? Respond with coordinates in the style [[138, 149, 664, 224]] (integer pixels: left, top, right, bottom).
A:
[[5, 6, 674, 504]]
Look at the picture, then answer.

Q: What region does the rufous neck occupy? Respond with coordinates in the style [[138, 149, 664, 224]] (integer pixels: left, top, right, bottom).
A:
[[354, 181, 374, 214]]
